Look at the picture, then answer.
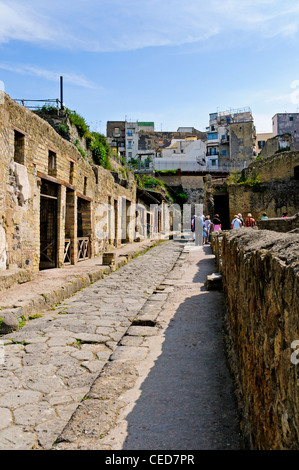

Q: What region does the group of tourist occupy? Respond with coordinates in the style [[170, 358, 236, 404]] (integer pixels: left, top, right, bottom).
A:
[[191, 213, 222, 244], [231, 213, 257, 229], [191, 210, 291, 243], [231, 211, 290, 229]]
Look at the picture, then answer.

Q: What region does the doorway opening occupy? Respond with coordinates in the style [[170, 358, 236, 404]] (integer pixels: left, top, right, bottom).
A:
[[39, 180, 58, 270], [213, 193, 230, 230], [77, 197, 91, 260]]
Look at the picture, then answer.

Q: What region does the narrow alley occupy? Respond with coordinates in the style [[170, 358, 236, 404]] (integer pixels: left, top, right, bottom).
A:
[[0, 239, 240, 451]]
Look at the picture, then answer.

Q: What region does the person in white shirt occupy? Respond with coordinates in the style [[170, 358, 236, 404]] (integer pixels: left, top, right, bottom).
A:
[[231, 215, 242, 229], [204, 216, 212, 243]]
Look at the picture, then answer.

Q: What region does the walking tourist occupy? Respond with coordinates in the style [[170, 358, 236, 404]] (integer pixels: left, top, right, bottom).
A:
[[238, 213, 244, 226], [204, 216, 212, 243], [231, 215, 242, 229], [212, 214, 222, 231], [244, 213, 256, 227]]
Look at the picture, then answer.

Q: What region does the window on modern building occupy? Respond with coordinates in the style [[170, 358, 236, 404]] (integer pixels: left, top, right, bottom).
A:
[[290, 116, 294, 121], [127, 130, 133, 136], [14, 130, 25, 164], [258, 141, 265, 149], [48, 150, 57, 176], [211, 159, 217, 166], [128, 152, 132, 158], [207, 132, 218, 140], [221, 150, 227, 156], [114, 128, 120, 136], [127, 141, 132, 149]]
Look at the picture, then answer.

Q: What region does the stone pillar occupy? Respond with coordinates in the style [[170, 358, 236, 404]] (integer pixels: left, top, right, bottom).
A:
[[195, 217, 203, 246]]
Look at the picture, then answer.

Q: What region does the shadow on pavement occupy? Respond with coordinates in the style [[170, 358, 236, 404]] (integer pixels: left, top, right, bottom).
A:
[[122, 248, 241, 450]]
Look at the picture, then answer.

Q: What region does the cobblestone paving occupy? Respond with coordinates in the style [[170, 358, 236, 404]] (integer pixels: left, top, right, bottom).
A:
[[0, 240, 183, 450]]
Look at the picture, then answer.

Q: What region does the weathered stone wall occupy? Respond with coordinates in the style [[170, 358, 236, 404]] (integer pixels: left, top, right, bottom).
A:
[[242, 150, 299, 182], [228, 180, 299, 222], [228, 151, 299, 222], [257, 213, 299, 233], [213, 229, 299, 449], [230, 120, 255, 163], [0, 93, 136, 279]]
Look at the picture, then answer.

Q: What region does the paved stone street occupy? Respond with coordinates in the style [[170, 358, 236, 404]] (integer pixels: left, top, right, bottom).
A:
[[0, 239, 241, 450]]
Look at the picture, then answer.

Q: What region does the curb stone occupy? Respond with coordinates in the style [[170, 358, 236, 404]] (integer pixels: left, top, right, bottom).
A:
[[0, 240, 162, 334]]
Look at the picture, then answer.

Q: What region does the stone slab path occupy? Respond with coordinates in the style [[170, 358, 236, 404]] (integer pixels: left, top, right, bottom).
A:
[[0, 240, 241, 450]]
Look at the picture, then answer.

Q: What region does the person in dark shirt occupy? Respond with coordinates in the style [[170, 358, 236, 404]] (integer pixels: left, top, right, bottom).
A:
[[212, 214, 221, 231]]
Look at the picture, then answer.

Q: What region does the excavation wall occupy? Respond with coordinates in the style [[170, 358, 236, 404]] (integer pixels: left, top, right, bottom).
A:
[[212, 229, 299, 449]]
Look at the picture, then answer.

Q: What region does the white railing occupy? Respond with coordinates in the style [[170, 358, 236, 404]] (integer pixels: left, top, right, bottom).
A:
[[153, 159, 204, 172], [64, 239, 71, 264], [78, 237, 90, 261]]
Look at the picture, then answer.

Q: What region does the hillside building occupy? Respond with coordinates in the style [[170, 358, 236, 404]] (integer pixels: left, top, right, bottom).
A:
[[206, 108, 256, 171]]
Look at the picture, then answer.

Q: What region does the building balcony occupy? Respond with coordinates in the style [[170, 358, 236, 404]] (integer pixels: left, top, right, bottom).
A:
[[206, 151, 219, 156]]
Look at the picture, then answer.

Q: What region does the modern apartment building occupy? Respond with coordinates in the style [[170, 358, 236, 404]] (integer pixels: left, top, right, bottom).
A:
[[106, 121, 126, 159], [272, 113, 299, 150], [153, 136, 206, 171], [206, 108, 256, 171], [106, 121, 155, 161]]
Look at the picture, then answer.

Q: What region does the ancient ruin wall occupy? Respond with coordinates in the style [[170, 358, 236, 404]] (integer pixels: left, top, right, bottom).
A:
[[214, 229, 299, 449], [227, 150, 299, 222]]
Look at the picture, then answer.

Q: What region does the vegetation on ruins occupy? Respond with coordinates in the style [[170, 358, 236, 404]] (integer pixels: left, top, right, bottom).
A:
[[57, 123, 69, 137], [63, 109, 112, 170], [226, 170, 262, 187], [66, 109, 89, 138], [135, 174, 188, 205]]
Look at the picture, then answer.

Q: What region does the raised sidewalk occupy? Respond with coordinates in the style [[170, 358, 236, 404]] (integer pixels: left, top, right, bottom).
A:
[[0, 239, 163, 332]]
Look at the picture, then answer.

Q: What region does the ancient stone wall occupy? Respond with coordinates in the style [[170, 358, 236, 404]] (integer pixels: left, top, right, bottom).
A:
[[257, 213, 299, 233], [212, 229, 299, 449], [243, 150, 299, 182], [227, 150, 299, 222], [0, 93, 136, 279], [228, 180, 299, 222]]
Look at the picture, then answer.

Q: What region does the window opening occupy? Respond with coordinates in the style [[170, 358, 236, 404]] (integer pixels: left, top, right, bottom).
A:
[[14, 130, 25, 164]]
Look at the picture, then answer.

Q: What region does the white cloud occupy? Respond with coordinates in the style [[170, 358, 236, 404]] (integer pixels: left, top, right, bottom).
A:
[[0, 0, 299, 51], [0, 2, 55, 43], [0, 63, 98, 89]]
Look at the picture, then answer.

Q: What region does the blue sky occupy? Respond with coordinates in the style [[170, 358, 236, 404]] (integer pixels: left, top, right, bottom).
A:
[[1, 0, 299, 134]]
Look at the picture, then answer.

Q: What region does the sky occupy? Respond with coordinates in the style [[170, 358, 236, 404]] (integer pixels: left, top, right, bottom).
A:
[[1, 0, 299, 135]]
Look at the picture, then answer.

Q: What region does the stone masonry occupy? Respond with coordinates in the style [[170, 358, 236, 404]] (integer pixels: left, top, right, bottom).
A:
[[0, 93, 139, 281], [0, 240, 183, 450], [212, 229, 299, 449]]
